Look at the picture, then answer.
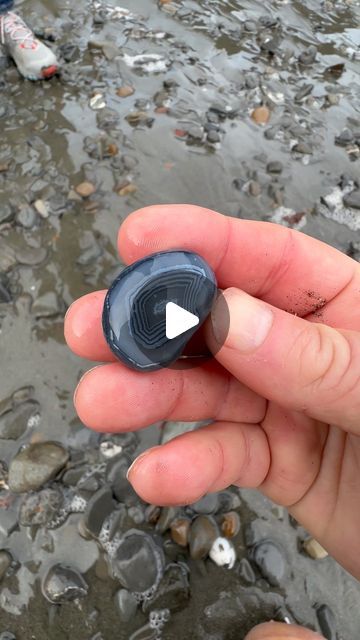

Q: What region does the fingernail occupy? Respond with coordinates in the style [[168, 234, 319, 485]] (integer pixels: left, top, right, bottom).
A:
[[212, 288, 274, 353], [126, 446, 160, 481]]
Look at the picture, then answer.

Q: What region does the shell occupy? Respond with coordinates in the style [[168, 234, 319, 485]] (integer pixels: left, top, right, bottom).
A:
[[102, 250, 217, 371]]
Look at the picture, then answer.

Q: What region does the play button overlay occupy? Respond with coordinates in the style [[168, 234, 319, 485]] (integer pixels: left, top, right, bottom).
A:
[[166, 302, 199, 339], [103, 250, 230, 372]]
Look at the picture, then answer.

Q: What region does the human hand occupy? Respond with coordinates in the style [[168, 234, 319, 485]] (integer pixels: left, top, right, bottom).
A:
[[65, 205, 360, 580]]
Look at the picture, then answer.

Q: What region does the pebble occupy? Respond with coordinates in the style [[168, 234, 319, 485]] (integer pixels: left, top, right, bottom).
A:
[[251, 105, 270, 125], [19, 487, 64, 526], [266, 160, 283, 174], [207, 130, 221, 143], [236, 557, 256, 584], [190, 493, 219, 515], [0, 401, 40, 440], [251, 539, 286, 586], [106, 455, 139, 506], [209, 537, 236, 569], [42, 564, 88, 603], [82, 486, 115, 538], [110, 530, 165, 596], [34, 199, 49, 218], [170, 518, 190, 547], [189, 515, 219, 560], [8, 441, 69, 493], [116, 182, 138, 197], [292, 142, 313, 155], [75, 181, 96, 198], [294, 83, 314, 102], [15, 206, 37, 229], [0, 511, 18, 537], [0, 550, 12, 581], [116, 85, 135, 98], [115, 588, 138, 621], [298, 45, 317, 65], [156, 507, 178, 534], [303, 537, 328, 560], [343, 189, 360, 210], [0, 634, 16, 640], [249, 180, 261, 197], [335, 129, 354, 147], [0, 205, 13, 225], [221, 511, 241, 538], [15, 246, 47, 267], [316, 604, 337, 640]]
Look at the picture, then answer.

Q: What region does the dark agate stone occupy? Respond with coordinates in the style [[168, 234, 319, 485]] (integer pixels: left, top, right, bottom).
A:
[[102, 250, 217, 371]]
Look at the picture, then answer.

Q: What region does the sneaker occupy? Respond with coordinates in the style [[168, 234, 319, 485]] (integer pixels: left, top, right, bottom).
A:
[[0, 11, 59, 80]]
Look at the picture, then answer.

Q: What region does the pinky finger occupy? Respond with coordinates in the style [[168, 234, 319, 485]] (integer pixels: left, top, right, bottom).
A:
[[127, 421, 270, 506]]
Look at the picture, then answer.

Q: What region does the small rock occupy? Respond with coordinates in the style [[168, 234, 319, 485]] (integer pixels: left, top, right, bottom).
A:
[[0, 550, 12, 581], [116, 182, 138, 197], [156, 507, 178, 534], [209, 537, 236, 569], [170, 518, 190, 547], [0, 205, 13, 225], [292, 142, 312, 155], [294, 83, 314, 102], [190, 493, 219, 515], [0, 510, 18, 537], [266, 160, 283, 174], [34, 200, 49, 218], [19, 487, 64, 526], [236, 557, 256, 584], [189, 515, 219, 560], [249, 180, 261, 197], [15, 206, 37, 229], [0, 401, 40, 440], [42, 564, 88, 603], [0, 633, 16, 640], [106, 455, 138, 506], [15, 246, 47, 267], [251, 105, 270, 125], [298, 46, 317, 65], [109, 530, 165, 596], [82, 486, 115, 538], [251, 539, 286, 586], [303, 537, 328, 560], [221, 511, 240, 538], [115, 588, 138, 622], [207, 130, 221, 143], [343, 190, 360, 210], [75, 181, 96, 198], [8, 441, 69, 493], [117, 85, 135, 98], [316, 604, 337, 640]]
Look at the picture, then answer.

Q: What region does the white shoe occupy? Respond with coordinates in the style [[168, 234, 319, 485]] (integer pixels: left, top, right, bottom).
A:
[[0, 11, 59, 80]]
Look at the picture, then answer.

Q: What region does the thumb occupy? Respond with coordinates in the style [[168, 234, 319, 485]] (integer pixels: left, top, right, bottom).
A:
[[244, 622, 324, 639], [208, 288, 360, 432]]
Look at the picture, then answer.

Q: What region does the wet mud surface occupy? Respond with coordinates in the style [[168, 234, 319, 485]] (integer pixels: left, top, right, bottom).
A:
[[0, 0, 360, 638]]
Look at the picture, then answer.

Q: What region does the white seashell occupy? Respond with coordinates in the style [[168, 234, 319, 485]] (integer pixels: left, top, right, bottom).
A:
[[209, 536, 236, 569]]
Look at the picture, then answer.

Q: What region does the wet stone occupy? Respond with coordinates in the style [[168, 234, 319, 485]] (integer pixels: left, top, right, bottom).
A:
[[236, 557, 256, 585], [190, 493, 219, 515], [298, 46, 317, 65], [250, 539, 286, 586], [335, 129, 354, 147], [170, 518, 190, 547], [266, 160, 283, 174], [292, 142, 312, 155], [0, 400, 40, 440], [0, 550, 12, 581], [316, 604, 337, 640], [0, 204, 14, 225], [0, 511, 18, 537], [207, 130, 221, 143], [115, 588, 138, 622], [42, 564, 88, 604], [221, 511, 240, 538], [15, 246, 47, 267], [82, 486, 115, 538], [343, 190, 360, 210], [109, 530, 165, 596], [15, 206, 37, 229], [8, 441, 69, 493], [106, 455, 139, 506], [32, 292, 62, 319], [19, 487, 64, 526], [189, 516, 219, 560], [156, 507, 178, 534], [0, 634, 16, 640], [294, 83, 314, 102]]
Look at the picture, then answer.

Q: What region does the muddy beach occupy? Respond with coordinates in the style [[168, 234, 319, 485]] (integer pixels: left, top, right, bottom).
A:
[[0, 0, 360, 638]]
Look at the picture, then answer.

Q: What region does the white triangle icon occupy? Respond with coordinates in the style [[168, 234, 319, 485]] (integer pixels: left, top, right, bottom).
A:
[[165, 302, 199, 340]]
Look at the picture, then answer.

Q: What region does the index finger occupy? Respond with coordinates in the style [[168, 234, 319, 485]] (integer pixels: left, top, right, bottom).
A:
[[118, 205, 360, 329]]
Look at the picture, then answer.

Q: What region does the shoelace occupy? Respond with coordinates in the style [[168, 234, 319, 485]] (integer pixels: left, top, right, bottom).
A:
[[0, 12, 35, 48]]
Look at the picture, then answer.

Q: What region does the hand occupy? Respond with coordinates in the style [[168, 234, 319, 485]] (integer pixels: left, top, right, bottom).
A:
[[65, 205, 360, 580]]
